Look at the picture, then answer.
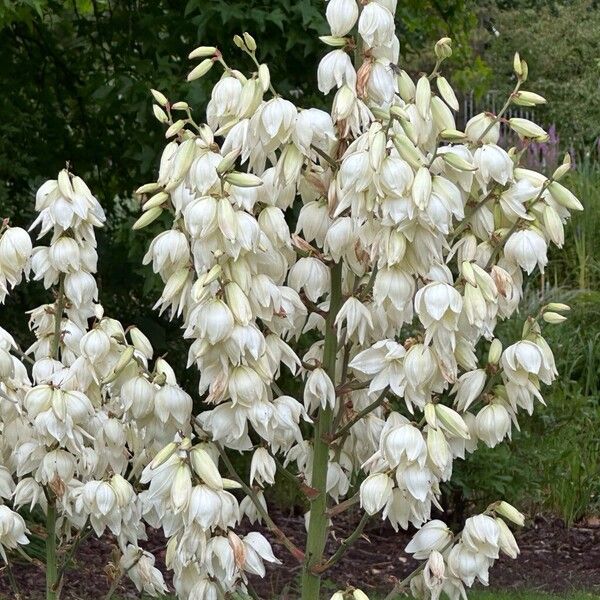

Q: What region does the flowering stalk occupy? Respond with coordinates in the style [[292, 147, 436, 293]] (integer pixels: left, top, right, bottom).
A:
[[302, 261, 343, 598], [46, 273, 64, 600]]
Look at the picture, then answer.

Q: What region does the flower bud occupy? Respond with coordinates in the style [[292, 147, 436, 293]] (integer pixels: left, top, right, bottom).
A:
[[424, 403, 437, 428], [397, 69, 415, 102], [190, 447, 223, 490], [512, 90, 546, 107], [188, 45, 217, 59], [224, 172, 263, 187], [546, 302, 570, 312], [436, 75, 459, 111], [187, 58, 214, 81], [129, 326, 153, 359], [415, 75, 431, 119], [488, 338, 502, 364], [435, 404, 470, 439], [135, 182, 162, 195], [171, 101, 189, 110], [353, 590, 369, 600], [165, 119, 185, 138], [258, 63, 270, 92], [152, 105, 169, 123], [543, 311, 567, 324], [216, 149, 241, 175], [434, 37, 453, 59], [319, 35, 347, 47], [142, 191, 169, 210], [548, 181, 583, 211], [150, 89, 168, 107], [243, 32, 257, 51], [493, 500, 525, 526], [509, 118, 548, 141], [133, 207, 162, 230]]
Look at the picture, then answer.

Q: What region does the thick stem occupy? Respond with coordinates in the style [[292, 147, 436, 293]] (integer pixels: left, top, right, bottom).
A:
[[46, 274, 64, 600], [46, 501, 58, 600], [301, 262, 343, 600]]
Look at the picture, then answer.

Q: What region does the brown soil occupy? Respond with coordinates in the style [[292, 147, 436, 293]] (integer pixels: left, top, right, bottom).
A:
[[1, 512, 599, 599]]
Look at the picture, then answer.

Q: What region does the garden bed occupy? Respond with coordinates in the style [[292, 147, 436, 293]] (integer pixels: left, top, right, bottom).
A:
[[1, 511, 599, 599]]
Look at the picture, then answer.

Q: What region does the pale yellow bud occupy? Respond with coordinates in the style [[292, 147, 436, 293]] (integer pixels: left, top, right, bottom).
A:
[[392, 134, 424, 169], [546, 302, 570, 312], [436, 75, 459, 111], [224, 171, 263, 187], [543, 311, 567, 324], [135, 182, 162, 195], [142, 191, 169, 211], [165, 120, 186, 138], [132, 207, 163, 230], [171, 101, 189, 111], [188, 45, 217, 59], [424, 403, 437, 428], [217, 149, 241, 175], [187, 58, 214, 81], [190, 447, 223, 489], [397, 69, 415, 102], [150, 89, 168, 107], [513, 52, 522, 77], [548, 181, 583, 211], [442, 152, 477, 171], [233, 34, 244, 48], [512, 90, 546, 107], [440, 128, 467, 141], [493, 500, 525, 526], [150, 442, 178, 469], [152, 104, 169, 123], [434, 37, 453, 59], [508, 118, 548, 141], [319, 35, 347, 47], [488, 338, 502, 364], [258, 63, 270, 93], [243, 32, 257, 52], [461, 261, 477, 286]]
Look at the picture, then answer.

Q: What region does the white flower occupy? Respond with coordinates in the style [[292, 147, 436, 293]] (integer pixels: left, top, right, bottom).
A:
[[304, 368, 336, 412], [326, 0, 359, 36], [358, 2, 395, 48], [293, 108, 337, 154], [465, 112, 500, 144], [335, 297, 374, 344], [447, 542, 491, 586], [423, 550, 446, 600], [451, 369, 486, 412], [504, 228, 548, 274], [0, 505, 30, 562], [317, 50, 357, 94], [250, 448, 276, 486], [462, 514, 500, 558], [288, 257, 330, 303], [475, 402, 511, 448], [501, 340, 554, 385], [474, 144, 513, 186], [405, 520, 453, 559], [367, 60, 396, 106], [120, 545, 168, 595], [359, 472, 394, 515]]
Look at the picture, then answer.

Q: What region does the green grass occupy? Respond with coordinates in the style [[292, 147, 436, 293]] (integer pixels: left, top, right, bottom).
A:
[[437, 592, 598, 600]]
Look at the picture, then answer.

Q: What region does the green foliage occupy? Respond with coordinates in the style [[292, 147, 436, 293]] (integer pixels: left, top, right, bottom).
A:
[[480, 0, 600, 150], [452, 285, 600, 526], [0, 0, 481, 375]]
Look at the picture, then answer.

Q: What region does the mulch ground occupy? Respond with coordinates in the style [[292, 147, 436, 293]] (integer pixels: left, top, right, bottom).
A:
[[1, 509, 599, 599]]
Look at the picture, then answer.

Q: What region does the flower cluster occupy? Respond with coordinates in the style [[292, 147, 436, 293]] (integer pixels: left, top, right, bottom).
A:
[[127, 2, 581, 596], [0, 0, 582, 598]]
